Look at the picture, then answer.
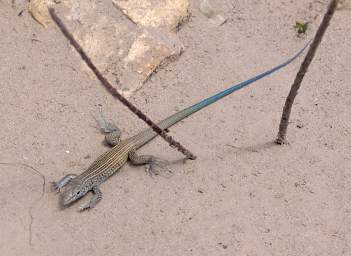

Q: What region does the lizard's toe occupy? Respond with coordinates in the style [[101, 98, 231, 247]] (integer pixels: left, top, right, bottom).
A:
[[79, 203, 91, 211], [51, 181, 60, 193], [145, 158, 172, 178]]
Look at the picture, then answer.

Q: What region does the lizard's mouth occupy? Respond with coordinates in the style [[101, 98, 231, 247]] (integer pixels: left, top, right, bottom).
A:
[[60, 192, 77, 207], [60, 188, 85, 208]]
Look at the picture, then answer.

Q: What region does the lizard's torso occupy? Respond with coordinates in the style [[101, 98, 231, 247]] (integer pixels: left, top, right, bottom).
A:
[[75, 140, 135, 189]]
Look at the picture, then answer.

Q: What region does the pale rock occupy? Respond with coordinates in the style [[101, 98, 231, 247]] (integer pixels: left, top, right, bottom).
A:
[[112, 0, 189, 30], [119, 28, 183, 95], [28, 0, 51, 27], [28, 0, 186, 96]]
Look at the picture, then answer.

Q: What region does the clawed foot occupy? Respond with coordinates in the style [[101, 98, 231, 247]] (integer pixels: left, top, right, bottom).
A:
[[51, 181, 61, 193], [78, 187, 102, 211], [92, 109, 120, 134], [51, 174, 77, 193], [79, 203, 92, 211], [145, 157, 173, 178]]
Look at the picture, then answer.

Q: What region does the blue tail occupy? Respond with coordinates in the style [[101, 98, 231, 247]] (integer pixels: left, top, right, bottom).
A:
[[133, 40, 311, 148], [186, 40, 311, 114]]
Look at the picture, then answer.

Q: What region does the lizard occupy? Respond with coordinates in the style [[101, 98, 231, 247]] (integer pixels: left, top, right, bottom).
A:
[[52, 41, 310, 211]]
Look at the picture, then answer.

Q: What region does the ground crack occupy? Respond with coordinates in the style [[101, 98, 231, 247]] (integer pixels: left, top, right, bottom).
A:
[[0, 162, 46, 247]]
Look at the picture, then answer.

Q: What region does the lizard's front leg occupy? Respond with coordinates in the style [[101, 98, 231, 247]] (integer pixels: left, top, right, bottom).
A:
[[104, 127, 122, 146], [93, 110, 122, 146], [79, 186, 103, 211], [51, 174, 77, 192], [128, 149, 170, 176]]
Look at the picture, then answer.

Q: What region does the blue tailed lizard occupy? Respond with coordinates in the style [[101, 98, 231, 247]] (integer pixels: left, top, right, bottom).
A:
[[52, 42, 310, 210]]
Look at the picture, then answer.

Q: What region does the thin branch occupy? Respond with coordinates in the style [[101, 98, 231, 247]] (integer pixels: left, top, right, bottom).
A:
[[276, 0, 339, 144], [49, 8, 196, 160]]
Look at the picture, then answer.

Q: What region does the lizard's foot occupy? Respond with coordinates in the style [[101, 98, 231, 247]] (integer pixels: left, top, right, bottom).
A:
[[92, 109, 121, 134], [78, 186, 102, 211], [92, 109, 122, 146], [51, 181, 61, 193], [145, 157, 172, 178], [128, 150, 173, 177], [51, 174, 77, 193], [79, 202, 92, 211]]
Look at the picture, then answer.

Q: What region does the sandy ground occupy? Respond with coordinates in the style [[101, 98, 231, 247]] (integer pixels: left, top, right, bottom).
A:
[[1, 1, 350, 255]]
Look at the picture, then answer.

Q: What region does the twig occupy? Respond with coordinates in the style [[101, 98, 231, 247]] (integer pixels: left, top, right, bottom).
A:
[[48, 8, 196, 160], [275, 0, 339, 144]]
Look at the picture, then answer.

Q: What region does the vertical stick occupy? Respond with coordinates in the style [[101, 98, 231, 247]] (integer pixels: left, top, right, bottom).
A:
[[275, 0, 339, 144]]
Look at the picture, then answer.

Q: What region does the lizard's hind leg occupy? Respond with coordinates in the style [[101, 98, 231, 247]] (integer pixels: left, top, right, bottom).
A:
[[128, 150, 171, 177]]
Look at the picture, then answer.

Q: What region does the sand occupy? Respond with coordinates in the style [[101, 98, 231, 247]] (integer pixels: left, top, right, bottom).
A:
[[1, 1, 350, 255]]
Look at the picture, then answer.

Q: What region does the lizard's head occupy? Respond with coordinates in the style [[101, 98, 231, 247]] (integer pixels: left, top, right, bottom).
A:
[[61, 183, 88, 207]]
